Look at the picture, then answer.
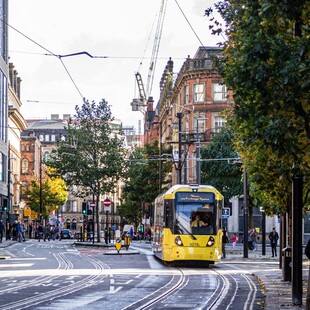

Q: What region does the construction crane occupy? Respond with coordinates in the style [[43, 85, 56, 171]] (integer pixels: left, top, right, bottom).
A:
[[131, 0, 167, 112]]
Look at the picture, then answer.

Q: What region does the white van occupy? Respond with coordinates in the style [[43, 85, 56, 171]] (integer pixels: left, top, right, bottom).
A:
[[122, 225, 134, 237]]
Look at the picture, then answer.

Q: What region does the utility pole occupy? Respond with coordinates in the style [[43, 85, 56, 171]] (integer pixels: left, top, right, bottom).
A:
[[195, 117, 208, 185], [39, 145, 42, 222], [292, 172, 303, 305], [177, 113, 182, 184], [243, 167, 248, 258]]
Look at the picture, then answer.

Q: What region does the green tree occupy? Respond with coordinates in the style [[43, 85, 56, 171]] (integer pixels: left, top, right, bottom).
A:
[[206, 1, 310, 214], [25, 168, 67, 219], [120, 141, 172, 227], [200, 126, 243, 199], [47, 99, 126, 241]]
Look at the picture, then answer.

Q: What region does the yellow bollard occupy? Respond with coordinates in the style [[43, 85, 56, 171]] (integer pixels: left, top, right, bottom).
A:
[[124, 234, 131, 250]]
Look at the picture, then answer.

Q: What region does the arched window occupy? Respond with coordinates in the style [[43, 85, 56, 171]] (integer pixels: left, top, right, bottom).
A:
[[72, 219, 77, 230], [65, 219, 71, 230], [26, 144, 30, 151], [21, 144, 25, 151], [21, 159, 29, 174]]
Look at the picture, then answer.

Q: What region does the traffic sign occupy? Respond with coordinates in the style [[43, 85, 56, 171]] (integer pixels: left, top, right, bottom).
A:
[[103, 199, 111, 207], [222, 208, 230, 216], [90, 202, 96, 208]]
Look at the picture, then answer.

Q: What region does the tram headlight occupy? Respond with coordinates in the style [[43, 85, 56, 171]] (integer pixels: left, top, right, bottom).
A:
[[174, 236, 183, 246], [206, 236, 215, 247]]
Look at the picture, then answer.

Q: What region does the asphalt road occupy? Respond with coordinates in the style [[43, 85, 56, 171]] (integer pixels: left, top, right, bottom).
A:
[[0, 240, 267, 309]]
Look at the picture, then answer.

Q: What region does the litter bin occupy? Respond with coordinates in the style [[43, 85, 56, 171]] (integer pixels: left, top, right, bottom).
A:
[[282, 247, 292, 281]]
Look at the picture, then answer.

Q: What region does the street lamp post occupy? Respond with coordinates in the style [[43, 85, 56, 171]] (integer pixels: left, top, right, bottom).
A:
[[195, 117, 208, 185], [243, 167, 249, 258], [39, 146, 43, 222], [176, 113, 182, 184]]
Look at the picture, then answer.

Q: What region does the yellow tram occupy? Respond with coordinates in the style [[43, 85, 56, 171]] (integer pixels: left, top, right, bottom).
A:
[[152, 184, 224, 264]]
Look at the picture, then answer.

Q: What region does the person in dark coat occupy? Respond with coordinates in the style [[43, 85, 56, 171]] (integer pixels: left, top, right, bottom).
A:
[[0, 219, 5, 242], [222, 228, 229, 259], [269, 227, 279, 257]]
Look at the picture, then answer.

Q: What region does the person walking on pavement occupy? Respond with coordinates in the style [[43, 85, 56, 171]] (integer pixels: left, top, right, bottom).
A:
[[0, 219, 5, 243], [53, 224, 61, 241], [231, 233, 238, 250], [28, 222, 33, 239], [44, 223, 51, 242], [222, 228, 229, 258], [269, 227, 279, 257], [17, 221, 25, 242], [37, 223, 44, 242]]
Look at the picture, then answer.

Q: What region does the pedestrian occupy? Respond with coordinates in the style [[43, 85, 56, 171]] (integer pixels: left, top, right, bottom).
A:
[[12, 220, 18, 241], [222, 228, 229, 259], [28, 222, 33, 239], [250, 229, 258, 251], [21, 222, 26, 241], [37, 223, 44, 242], [0, 219, 5, 243], [44, 224, 51, 242], [269, 227, 279, 257], [231, 233, 238, 250], [17, 221, 25, 242], [129, 227, 134, 240], [53, 224, 61, 241]]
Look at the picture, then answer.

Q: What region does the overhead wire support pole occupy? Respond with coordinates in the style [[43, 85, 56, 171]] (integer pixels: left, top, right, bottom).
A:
[[243, 167, 248, 258], [177, 113, 182, 184]]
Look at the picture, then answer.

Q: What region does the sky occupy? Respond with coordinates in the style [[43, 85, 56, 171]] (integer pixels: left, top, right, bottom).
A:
[[8, 0, 221, 132]]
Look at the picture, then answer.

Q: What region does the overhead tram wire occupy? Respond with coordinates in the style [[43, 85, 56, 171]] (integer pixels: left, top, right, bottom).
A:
[[5, 20, 85, 100], [174, 0, 205, 47]]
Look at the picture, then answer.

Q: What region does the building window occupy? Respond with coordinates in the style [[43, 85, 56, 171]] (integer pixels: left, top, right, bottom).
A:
[[72, 200, 77, 212], [193, 83, 205, 102], [39, 135, 44, 141], [213, 83, 227, 101], [21, 158, 28, 174], [43, 151, 49, 161], [0, 153, 3, 181], [72, 219, 77, 230], [214, 115, 226, 132], [184, 85, 189, 104], [0, 71, 7, 142], [51, 135, 56, 142], [25, 144, 29, 151], [21, 144, 25, 151], [65, 219, 71, 229], [45, 134, 50, 142]]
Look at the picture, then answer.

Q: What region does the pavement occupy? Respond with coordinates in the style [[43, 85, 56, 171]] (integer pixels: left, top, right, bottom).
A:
[[0, 239, 309, 309]]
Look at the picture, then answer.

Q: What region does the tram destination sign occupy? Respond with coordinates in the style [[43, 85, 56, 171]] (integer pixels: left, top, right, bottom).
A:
[[176, 192, 214, 203]]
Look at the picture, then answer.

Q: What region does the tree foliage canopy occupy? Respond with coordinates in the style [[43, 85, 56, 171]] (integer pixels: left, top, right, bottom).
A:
[[48, 99, 126, 198], [47, 99, 126, 240], [207, 0, 310, 214], [119, 141, 172, 225], [25, 167, 67, 219], [200, 126, 243, 200]]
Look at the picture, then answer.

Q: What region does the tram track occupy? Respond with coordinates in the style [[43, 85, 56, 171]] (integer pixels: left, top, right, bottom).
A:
[[120, 265, 261, 310], [0, 251, 110, 310]]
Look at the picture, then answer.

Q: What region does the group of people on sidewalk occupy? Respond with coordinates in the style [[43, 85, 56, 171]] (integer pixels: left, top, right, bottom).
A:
[[0, 220, 63, 243], [221, 227, 280, 258]]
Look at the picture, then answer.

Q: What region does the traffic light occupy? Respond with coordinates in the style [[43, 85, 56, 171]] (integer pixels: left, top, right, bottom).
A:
[[2, 199, 8, 212], [82, 202, 88, 215]]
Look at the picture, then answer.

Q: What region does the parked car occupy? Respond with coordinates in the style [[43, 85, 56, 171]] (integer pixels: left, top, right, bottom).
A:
[[61, 229, 74, 239]]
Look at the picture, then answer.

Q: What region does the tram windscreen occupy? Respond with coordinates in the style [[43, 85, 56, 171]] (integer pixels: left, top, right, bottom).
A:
[[175, 203, 215, 235]]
